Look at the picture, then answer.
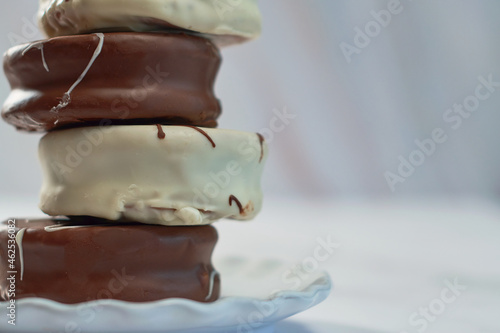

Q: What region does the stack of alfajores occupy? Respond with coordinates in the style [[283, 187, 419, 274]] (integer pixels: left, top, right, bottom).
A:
[[0, 0, 267, 304]]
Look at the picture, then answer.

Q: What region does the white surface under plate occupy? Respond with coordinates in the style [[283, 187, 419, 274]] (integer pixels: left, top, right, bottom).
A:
[[0, 257, 332, 333]]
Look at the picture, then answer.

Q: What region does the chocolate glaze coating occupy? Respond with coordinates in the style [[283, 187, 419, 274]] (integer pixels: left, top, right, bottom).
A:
[[0, 217, 220, 304], [2, 32, 221, 132]]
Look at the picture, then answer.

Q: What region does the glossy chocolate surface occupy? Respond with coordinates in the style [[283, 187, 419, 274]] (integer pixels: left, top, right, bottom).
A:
[[0, 217, 220, 304], [2, 32, 221, 132]]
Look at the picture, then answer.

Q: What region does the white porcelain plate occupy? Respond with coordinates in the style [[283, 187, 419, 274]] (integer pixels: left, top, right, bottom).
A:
[[0, 257, 332, 333]]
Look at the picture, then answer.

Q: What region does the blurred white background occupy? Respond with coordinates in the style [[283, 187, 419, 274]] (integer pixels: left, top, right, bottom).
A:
[[2, 0, 500, 200], [1, 1, 500, 332]]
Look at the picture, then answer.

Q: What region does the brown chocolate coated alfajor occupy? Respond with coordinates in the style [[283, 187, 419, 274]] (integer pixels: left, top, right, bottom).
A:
[[2, 32, 221, 132], [0, 218, 220, 304]]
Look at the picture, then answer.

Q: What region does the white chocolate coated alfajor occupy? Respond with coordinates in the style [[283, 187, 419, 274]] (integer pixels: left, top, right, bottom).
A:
[[38, 125, 267, 226], [38, 0, 262, 46]]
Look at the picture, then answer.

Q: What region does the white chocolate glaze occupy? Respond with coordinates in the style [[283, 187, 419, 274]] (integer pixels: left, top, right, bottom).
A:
[[50, 33, 104, 113], [39, 125, 267, 226], [15, 228, 26, 281], [43, 224, 110, 232], [22, 41, 49, 72], [205, 270, 218, 301], [38, 0, 261, 46]]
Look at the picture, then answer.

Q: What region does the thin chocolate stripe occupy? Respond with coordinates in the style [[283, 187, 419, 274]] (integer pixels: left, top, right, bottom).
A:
[[229, 195, 243, 214], [156, 124, 166, 139], [257, 133, 265, 163], [181, 125, 216, 148]]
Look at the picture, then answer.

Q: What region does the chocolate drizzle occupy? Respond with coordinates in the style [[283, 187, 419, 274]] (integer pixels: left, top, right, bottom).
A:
[[22, 41, 49, 72], [50, 33, 105, 114], [181, 125, 216, 148], [0, 217, 220, 304], [156, 124, 166, 139], [2, 32, 222, 132], [229, 195, 244, 215], [257, 133, 265, 163]]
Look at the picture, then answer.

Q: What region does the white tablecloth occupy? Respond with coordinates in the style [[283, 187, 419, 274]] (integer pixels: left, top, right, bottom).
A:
[[1, 195, 499, 333]]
